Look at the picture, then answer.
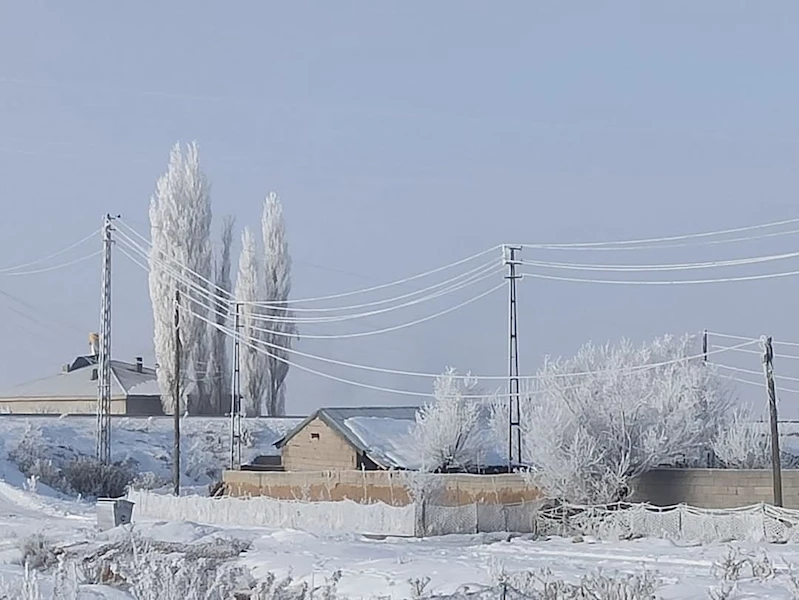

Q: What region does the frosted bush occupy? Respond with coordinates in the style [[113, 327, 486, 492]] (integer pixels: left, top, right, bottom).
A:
[[496, 334, 733, 504], [414, 368, 487, 472]]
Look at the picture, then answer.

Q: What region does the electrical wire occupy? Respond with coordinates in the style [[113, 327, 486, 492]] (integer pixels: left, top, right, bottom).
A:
[[118, 234, 504, 328], [0, 250, 101, 276], [0, 228, 100, 273], [710, 344, 799, 362], [116, 218, 502, 307], [723, 375, 799, 395], [517, 216, 799, 250], [119, 240, 760, 388], [118, 227, 501, 318], [714, 363, 799, 384], [519, 249, 799, 273], [520, 268, 799, 286], [517, 226, 799, 252]]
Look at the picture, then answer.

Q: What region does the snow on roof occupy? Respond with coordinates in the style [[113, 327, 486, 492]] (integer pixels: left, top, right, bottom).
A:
[[344, 416, 422, 470], [277, 405, 508, 470], [0, 357, 161, 400]]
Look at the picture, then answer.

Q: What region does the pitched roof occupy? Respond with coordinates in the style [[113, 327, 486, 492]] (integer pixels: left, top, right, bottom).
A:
[[275, 406, 419, 468], [0, 356, 160, 401], [275, 405, 506, 470]]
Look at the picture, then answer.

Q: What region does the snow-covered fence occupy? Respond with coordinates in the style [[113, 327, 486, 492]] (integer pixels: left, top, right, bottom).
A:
[[127, 489, 416, 536], [535, 501, 799, 544]]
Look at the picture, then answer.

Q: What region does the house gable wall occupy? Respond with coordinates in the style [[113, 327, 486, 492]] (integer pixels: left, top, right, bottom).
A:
[[281, 416, 357, 471]]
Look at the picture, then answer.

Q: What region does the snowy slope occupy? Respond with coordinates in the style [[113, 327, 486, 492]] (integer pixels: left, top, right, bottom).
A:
[[0, 415, 301, 489]]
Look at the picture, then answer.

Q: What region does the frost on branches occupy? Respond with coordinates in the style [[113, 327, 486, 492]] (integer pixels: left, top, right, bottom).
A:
[[261, 193, 297, 417], [498, 334, 732, 504], [414, 368, 487, 472], [712, 407, 772, 469], [208, 215, 235, 415], [148, 142, 213, 415], [235, 227, 268, 417]]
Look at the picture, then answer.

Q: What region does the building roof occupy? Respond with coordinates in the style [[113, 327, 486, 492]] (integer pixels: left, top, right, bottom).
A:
[[0, 355, 161, 401], [275, 406, 419, 469], [275, 405, 506, 470]]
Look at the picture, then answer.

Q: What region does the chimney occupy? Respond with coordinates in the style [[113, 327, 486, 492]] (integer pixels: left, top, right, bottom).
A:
[[135, 357, 143, 373], [89, 332, 99, 356]]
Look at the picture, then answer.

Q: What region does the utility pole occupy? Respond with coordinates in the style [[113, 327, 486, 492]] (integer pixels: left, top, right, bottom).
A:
[[504, 245, 522, 469], [173, 289, 182, 497], [702, 329, 708, 364], [96, 214, 116, 465], [229, 302, 242, 470], [762, 336, 783, 507]]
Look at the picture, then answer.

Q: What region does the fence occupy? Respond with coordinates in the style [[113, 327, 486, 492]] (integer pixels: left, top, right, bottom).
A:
[[127, 489, 416, 536], [128, 490, 799, 543], [535, 501, 799, 544]]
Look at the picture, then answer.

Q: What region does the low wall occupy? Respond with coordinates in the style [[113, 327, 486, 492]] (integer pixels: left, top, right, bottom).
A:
[[222, 470, 541, 506], [127, 489, 416, 536], [631, 468, 799, 509]]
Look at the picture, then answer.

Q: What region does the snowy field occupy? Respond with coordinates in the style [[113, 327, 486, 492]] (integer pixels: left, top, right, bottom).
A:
[[3, 478, 799, 598], [2, 416, 799, 598], [0, 415, 301, 490]]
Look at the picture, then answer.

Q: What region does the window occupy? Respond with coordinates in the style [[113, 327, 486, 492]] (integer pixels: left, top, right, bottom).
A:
[[310, 432, 320, 440]]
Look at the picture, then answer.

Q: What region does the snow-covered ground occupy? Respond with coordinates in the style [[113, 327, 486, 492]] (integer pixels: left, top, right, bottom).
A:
[[0, 415, 301, 489], [3, 416, 799, 598]]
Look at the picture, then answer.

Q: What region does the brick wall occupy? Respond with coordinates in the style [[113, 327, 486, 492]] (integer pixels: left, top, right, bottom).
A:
[[280, 417, 358, 471], [630, 468, 799, 508]]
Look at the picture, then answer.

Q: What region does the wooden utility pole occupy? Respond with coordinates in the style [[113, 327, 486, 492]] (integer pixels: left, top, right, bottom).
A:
[[762, 336, 783, 507], [173, 289, 182, 497]]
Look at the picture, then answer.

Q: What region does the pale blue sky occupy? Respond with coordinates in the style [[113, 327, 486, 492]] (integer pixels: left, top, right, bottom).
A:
[[1, 2, 798, 415]]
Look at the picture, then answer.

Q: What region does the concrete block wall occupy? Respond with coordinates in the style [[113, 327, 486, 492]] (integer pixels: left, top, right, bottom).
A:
[[223, 470, 542, 506], [631, 468, 799, 509]]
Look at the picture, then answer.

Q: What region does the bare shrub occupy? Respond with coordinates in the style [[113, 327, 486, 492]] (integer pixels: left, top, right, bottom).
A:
[[62, 457, 135, 498], [486, 564, 661, 600], [17, 534, 59, 570]]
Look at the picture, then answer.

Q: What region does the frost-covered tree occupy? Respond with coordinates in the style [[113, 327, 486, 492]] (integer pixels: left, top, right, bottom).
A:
[[414, 368, 487, 472], [495, 334, 732, 504], [149, 142, 213, 415], [234, 227, 267, 417], [712, 407, 770, 469], [260, 193, 297, 416], [208, 216, 235, 415]]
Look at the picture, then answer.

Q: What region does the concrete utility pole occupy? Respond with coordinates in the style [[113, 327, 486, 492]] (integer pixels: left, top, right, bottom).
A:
[[504, 245, 523, 469], [96, 214, 116, 465], [173, 289, 182, 497], [229, 302, 242, 470], [762, 336, 783, 507]]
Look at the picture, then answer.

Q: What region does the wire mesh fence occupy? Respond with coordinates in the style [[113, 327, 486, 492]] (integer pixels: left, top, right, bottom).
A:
[[129, 489, 799, 543], [531, 501, 799, 544]]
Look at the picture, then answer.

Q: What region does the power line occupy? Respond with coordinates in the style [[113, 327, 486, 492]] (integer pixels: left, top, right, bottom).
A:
[[0, 228, 100, 273], [519, 249, 799, 273], [116, 218, 501, 307], [520, 268, 799, 286], [0, 250, 101, 276], [117, 236, 504, 330], [518, 216, 799, 250], [518, 226, 799, 252]]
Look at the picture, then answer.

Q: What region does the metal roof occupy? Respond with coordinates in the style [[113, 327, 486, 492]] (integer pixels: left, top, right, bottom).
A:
[[0, 356, 161, 401]]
